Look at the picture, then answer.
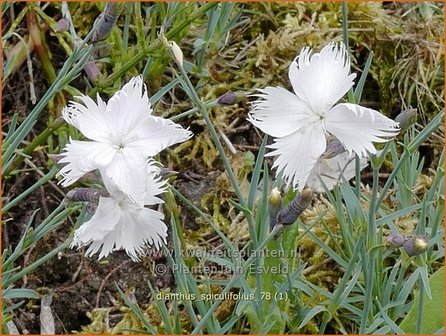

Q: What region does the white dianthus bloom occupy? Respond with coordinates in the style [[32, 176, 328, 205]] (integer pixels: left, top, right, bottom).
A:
[[71, 162, 167, 261], [248, 42, 399, 190], [306, 152, 368, 193], [57, 75, 192, 204]]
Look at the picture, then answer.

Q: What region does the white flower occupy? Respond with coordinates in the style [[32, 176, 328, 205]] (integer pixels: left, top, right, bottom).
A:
[[306, 152, 368, 193], [71, 162, 168, 261], [248, 42, 399, 190], [57, 75, 192, 204]]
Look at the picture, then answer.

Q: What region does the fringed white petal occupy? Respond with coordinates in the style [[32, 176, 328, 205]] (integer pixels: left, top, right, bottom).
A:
[[109, 207, 167, 261], [325, 103, 400, 157], [102, 147, 147, 206], [247, 87, 312, 137], [62, 94, 112, 143], [306, 152, 368, 192], [105, 75, 152, 141], [144, 161, 168, 205], [125, 115, 193, 157], [71, 197, 121, 250], [120, 75, 149, 105], [59, 76, 191, 196], [72, 197, 167, 261], [289, 42, 356, 114], [266, 124, 326, 191], [102, 158, 167, 206], [57, 140, 116, 187]]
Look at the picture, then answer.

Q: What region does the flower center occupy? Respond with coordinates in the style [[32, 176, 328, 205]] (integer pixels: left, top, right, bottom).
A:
[[308, 113, 324, 126], [112, 142, 125, 151]]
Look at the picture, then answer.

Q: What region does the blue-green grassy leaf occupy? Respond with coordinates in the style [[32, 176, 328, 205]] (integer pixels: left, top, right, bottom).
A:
[[298, 306, 327, 329], [399, 266, 444, 334], [365, 317, 384, 334], [377, 302, 405, 334], [354, 51, 374, 103], [419, 265, 432, 299], [395, 268, 420, 316], [147, 281, 174, 334], [3, 288, 39, 300], [382, 262, 401, 306], [247, 135, 267, 210], [150, 77, 182, 105], [376, 203, 425, 227], [116, 283, 157, 333], [374, 326, 391, 334]]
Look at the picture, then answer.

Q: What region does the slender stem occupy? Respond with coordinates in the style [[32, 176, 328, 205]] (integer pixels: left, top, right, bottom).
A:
[[2, 43, 92, 171], [359, 259, 373, 333], [3, 167, 58, 213], [91, 2, 219, 93], [354, 156, 361, 198], [341, 2, 349, 49], [191, 225, 283, 334], [368, 166, 379, 248], [416, 277, 424, 334], [134, 2, 146, 53], [122, 3, 131, 50], [4, 119, 64, 176], [375, 151, 407, 209], [5, 236, 72, 288], [360, 166, 379, 333], [173, 61, 258, 249], [170, 100, 218, 122], [171, 186, 238, 253], [377, 109, 444, 208], [177, 66, 244, 204]]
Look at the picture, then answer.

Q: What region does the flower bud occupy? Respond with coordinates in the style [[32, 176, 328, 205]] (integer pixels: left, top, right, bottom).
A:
[[158, 29, 184, 66], [91, 2, 123, 43], [56, 18, 70, 32], [84, 62, 101, 83], [403, 235, 428, 256], [268, 188, 283, 230], [217, 92, 237, 105], [276, 189, 313, 225], [394, 108, 417, 132], [65, 188, 108, 203], [168, 40, 184, 66], [321, 138, 345, 159], [386, 232, 405, 248]]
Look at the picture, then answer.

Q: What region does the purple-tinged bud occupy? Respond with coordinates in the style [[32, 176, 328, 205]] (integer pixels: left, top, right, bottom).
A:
[[268, 188, 283, 230], [403, 235, 428, 256], [386, 232, 405, 248], [84, 62, 101, 83], [321, 138, 345, 159], [65, 188, 108, 203], [217, 91, 237, 105], [276, 189, 313, 225], [91, 2, 124, 43], [56, 18, 70, 32], [394, 108, 417, 132]]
